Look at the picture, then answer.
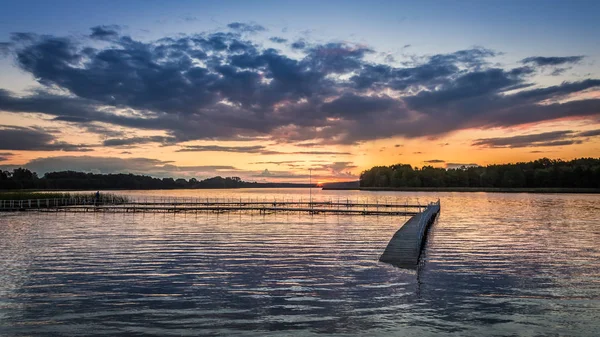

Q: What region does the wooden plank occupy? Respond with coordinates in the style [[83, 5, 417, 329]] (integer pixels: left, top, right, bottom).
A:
[[379, 203, 440, 268]]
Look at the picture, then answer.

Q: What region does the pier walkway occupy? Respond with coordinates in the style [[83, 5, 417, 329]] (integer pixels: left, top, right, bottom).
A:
[[379, 200, 441, 268], [0, 197, 431, 216]]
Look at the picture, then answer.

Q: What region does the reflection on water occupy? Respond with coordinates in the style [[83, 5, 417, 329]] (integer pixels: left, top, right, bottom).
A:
[[1, 189, 599, 336]]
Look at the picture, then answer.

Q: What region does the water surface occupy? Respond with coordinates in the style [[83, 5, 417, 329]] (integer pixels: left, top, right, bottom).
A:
[[1, 189, 599, 336]]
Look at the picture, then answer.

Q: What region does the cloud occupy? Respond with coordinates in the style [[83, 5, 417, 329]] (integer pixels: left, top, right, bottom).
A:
[[0, 26, 597, 148], [0, 154, 346, 182], [312, 161, 358, 179], [550, 68, 569, 76], [0, 42, 10, 56], [177, 145, 270, 153], [252, 167, 354, 180], [89, 25, 121, 40], [227, 22, 266, 33], [424, 159, 445, 163], [291, 40, 306, 49], [0, 125, 93, 151], [0, 152, 13, 162], [577, 129, 600, 137], [175, 145, 350, 155], [3, 155, 239, 178], [446, 162, 478, 169], [291, 151, 351, 155], [250, 160, 303, 165], [254, 169, 313, 179], [521, 56, 584, 66], [269, 37, 287, 43], [472, 130, 584, 148], [103, 136, 177, 147]]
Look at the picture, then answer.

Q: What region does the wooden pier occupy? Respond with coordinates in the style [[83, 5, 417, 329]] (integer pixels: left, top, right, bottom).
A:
[[379, 200, 441, 268], [2, 196, 441, 267], [0, 197, 431, 216]]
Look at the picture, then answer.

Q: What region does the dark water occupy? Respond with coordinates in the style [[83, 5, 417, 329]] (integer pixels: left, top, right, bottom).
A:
[[1, 190, 599, 336]]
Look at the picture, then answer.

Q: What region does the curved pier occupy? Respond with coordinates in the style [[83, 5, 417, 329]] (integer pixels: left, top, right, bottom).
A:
[[379, 200, 441, 268]]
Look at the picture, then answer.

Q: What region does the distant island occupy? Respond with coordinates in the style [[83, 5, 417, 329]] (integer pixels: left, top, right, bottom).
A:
[[0, 169, 313, 190], [351, 158, 600, 192]]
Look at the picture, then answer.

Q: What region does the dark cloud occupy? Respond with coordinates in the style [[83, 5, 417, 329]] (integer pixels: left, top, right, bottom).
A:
[[177, 145, 270, 153], [321, 94, 398, 119], [269, 37, 287, 43], [0, 125, 93, 151], [291, 40, 306, 49], [424, 159, 445, 163], [227, 22, 266, 33], [521, 56, 584, 66], [394, 144, 403, 148], [175, 145, 350, 155], [120, 151, 132, 154], [81, 123, 126, 138], [0, 27, 597, 147], [405, 67, 533, 110], [294, 142, 322, 147], [89, 25, 121, 40], [472, 130, 585, 148], [577, 129, 600, 137], [550, 68, 569, 76], [103, 136, 177, 147]]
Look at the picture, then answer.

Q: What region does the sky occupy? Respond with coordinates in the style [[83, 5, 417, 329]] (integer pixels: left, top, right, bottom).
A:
[[0, 0, 599, 183]]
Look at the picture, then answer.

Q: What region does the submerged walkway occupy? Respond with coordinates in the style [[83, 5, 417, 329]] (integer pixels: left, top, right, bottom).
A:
[[379, 200, 441, 268], [0, 198, 429, 216]]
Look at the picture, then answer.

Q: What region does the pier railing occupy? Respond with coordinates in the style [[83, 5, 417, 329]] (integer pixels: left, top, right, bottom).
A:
[[0, 196, 127, 210], [0, 196, 435, 216], [414, 199, 441, 256]]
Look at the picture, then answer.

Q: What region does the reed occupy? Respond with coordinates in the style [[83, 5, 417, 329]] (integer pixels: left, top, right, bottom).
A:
[[0, 191, 129, 203]]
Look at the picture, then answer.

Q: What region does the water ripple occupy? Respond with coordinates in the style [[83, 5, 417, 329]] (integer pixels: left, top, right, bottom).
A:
[[0, 189, 599, 336]]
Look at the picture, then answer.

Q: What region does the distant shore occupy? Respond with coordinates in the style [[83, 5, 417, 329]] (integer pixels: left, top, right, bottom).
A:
[[321, 187, 600, 193], [0, 185, 315, 193]]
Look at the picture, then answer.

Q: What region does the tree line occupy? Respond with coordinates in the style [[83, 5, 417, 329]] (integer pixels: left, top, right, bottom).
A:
[[0, 169, 310, 190], [359, 158, 600, 189]]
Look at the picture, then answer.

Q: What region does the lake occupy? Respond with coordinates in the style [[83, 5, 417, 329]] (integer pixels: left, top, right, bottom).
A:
[[1, 189, 599, 336]]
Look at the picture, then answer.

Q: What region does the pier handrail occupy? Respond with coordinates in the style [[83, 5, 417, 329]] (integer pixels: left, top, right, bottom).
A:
[[414, 199, 441, 256], [1, 196, 440, 217]]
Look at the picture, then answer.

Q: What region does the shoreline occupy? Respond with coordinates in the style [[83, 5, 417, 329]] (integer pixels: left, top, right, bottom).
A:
[[0, 186, 316, 193], [3, 186, 600, 194], [322, 187, 600, 194]]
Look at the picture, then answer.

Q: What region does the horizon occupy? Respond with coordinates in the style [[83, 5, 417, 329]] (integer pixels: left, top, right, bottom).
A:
[[2, 156, 597, 184], [1, 1, 599, 183]]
